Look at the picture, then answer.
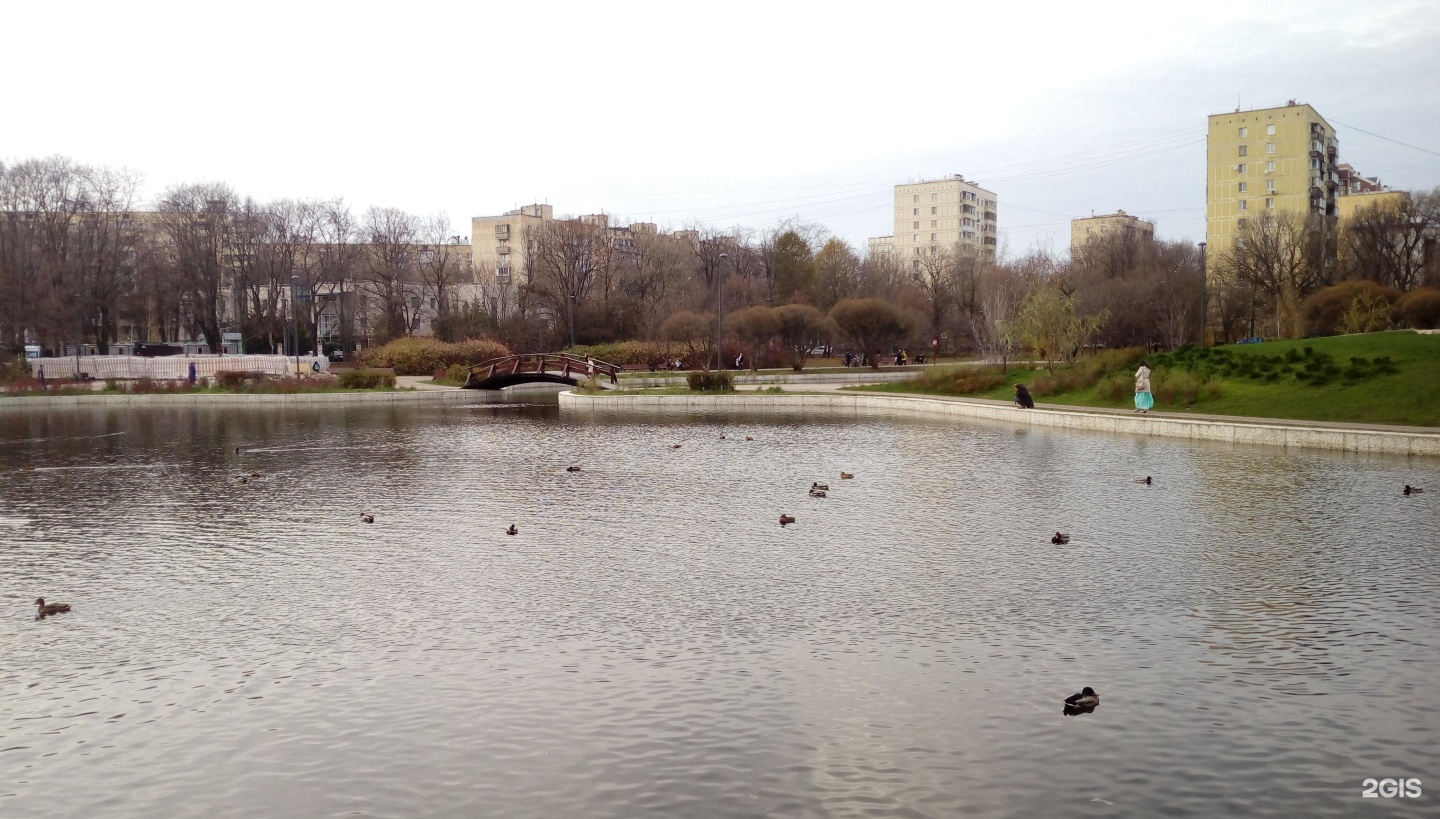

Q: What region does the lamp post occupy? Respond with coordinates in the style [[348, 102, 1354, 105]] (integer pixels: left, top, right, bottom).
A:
[[1198, 242, 1207, 347], [290, 275, 301, 378], [715, 252, 728, 371], [568, 293, 576, 350]]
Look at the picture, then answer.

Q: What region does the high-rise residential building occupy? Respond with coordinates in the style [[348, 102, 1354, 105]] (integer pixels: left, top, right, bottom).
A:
[[866, 236, 894, 258], [1070, 210, 1154, 252], [872, 175, 997, 266], [1205, 100, 1339, 263], [471, 203, 555, 298]]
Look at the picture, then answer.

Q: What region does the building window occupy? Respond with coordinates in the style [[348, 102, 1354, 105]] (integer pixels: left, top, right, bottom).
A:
[[930, 220, 937, 227], [1267, 124, 1276, 135], [1238, 163, 1247, 174], [913, 221, 919, 229], [913, 195, 919, 203], [931, 233, 937, 241], [913, 234, 920, 243], [1266, 143, 1276, 154], [1265, 198, 1275, 209], [931, 193, 938, 202], [930, 206, 937, 214], [1265, 161, 1275, 173], [1238, 182, 1247, 193], [1239, 127, 1248, 138], [1238, 145, 1248, 157], [1238, 218, 1247, 230], [1238, 200, 1247, 211], [913, 208, 919, 215], [1266, 180, 1275, 192]]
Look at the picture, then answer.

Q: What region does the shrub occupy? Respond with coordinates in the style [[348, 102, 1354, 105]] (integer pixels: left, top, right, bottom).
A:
[[214, 370, 266, 390], [1301, 280, 1399, 336], [1097, 374, 1131, 402], [356, 337, 510, 375], [338, 368, 397, 389], [1153, 370, 1205, 406], [560, 341, 672, 367], [432, 364, 469, 386], [1395, 287, 1440, 329], [897, 366, 1006, 395], [686, 370, 734, 392]]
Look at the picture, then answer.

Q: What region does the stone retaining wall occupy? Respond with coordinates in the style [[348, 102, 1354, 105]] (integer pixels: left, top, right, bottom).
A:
[[0, 389, 481, 410], [559, 390, 1440, 458]]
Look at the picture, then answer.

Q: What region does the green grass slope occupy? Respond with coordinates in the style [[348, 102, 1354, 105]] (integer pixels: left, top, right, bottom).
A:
[[860, 331, 1440, 427]]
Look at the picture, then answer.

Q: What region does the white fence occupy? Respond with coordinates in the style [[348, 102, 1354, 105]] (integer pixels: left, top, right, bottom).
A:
[[29, 355, 330, 381]]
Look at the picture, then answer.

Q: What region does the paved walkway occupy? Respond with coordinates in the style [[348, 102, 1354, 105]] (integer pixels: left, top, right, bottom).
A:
[[736, 380, 1440, 435], [396, 376, 460, 391]]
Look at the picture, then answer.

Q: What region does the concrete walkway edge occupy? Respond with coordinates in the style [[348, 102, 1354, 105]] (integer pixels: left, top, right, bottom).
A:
[[558, 390, 1440, 458]]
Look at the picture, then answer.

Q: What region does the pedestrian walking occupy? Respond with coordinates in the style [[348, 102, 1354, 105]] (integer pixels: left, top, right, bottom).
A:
[[1134, 360, 1154, 413], [37, 365, 46, 387], [188, 361, 197, 385]]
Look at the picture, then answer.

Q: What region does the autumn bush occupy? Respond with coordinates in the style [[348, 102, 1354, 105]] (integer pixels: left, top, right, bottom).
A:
[[1301, 280, 1400, 336], [337, 368, 397, 389], [1395, 287, 1440, 329], [561, 341, 672, 367], [356, 337, 510, 375], [686, 370, 734, 392]]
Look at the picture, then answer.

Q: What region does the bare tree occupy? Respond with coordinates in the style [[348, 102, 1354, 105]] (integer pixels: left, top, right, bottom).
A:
[[155, 182, 240, 352], [1339, 189, 1439, 291], [358, 206, 421, 342], [1214, 211, 1330, 339]]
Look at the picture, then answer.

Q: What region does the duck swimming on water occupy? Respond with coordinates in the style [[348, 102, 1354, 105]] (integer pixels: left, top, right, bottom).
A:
[[1405, 484, 1424, 495], [779, 514, 796, 526], [566, 466, 581, 472], [1133, 476, 1152, 485], [840, 472, 854, 480], [506, 524, 518, 536], [359, 513, 374, 524], [812, 483, 830, 491], [1051, 532, 1070, 545], [35, 598, 71, 616], [1064, 686, 1099, 708]]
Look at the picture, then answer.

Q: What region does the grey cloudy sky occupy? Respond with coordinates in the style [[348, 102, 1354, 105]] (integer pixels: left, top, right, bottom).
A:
[[7, 0, 1439, 257]]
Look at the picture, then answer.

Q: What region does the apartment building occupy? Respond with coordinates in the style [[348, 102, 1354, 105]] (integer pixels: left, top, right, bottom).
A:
[[1070, 210, 1154, 252], [1205, 100, 1339, 263], [882, 175, 998, 265], [1336, 189, 1410, 222], [866, 235, 894, 258]]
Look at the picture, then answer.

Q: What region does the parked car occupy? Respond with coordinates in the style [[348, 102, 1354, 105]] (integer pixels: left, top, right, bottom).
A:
[[328, 349, 346, 362]]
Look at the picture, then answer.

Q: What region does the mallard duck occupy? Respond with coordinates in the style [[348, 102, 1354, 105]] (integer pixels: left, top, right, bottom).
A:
[[1133, 476, 1152, 485], [1405, 485, 1424, 495], [809, 489, 827, 498], [840, 472, 854, 479], [249, 472, 260, 479], [566, 466, 581, 472], [360, 513, 374, 524], [812, 483, 830, 491], [1064, 686, 1099, 708], [234, 446, 242, 454], [1051, 532, 1070, 545], [506, 524, 518, 535], [35, 598, 71, 615], [779, 514, 796, 525], [671, 444, 682, 450], [744, 436, 753, 442]]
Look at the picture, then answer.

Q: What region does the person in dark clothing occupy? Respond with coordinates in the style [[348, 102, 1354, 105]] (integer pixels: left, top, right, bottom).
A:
[[1013, 383, 1035, 409]]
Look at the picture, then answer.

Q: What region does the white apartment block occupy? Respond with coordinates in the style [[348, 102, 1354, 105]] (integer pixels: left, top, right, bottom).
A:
[[885, 175, 998, 265]]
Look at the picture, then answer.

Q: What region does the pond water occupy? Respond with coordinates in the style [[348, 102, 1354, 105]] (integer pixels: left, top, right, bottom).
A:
[[1, 397, 1437, 817]]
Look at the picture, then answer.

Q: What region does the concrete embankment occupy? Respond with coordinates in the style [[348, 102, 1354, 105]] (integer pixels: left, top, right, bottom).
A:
[[559, 390, 1440, 458]]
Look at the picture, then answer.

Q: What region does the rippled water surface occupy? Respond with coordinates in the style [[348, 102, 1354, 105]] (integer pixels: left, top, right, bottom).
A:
[[2, 397, 1438, 817]]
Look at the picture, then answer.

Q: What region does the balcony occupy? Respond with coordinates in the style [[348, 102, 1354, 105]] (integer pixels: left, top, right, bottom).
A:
[[494, 225, 510, 238], [984, 211, 997, 221], [962, 204, 975, 214], [496, 244, 510, 255]]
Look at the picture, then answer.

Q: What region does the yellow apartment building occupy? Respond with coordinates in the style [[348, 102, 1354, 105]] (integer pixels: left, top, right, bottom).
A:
[[1336, 189, 1409, 222], [1206, 101, 1339, 265], [1070, 210, 1154, 252]]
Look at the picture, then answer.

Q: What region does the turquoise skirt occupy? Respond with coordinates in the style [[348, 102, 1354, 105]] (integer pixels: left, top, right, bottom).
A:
[[1134, 391, 1154, 410]]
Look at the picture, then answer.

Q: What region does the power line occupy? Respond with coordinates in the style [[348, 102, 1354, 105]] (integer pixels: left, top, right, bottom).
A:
[[1329, 119, 1440, 160]]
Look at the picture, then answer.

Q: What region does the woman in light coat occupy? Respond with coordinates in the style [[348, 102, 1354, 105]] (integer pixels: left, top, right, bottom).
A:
[[1134, 360, 1153, 413]]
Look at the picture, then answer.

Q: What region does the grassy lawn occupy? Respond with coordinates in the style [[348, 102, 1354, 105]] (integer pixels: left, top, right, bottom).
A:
[[858, 331, 1440, 427]]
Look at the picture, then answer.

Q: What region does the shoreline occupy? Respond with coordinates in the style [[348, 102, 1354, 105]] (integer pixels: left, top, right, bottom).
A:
[[557, 389, 1440, 458]]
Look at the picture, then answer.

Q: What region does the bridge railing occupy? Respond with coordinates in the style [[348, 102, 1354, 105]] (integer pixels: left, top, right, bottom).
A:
[[464, 353, 621, 388]]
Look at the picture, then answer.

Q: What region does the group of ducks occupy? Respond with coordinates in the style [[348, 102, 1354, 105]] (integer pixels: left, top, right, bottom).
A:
[[1050, 476, 1156, 545], [781, 472, 855, 525]]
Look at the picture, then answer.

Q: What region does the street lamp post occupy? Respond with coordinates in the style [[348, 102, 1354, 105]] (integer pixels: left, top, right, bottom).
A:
[[291, 275, 301, 378], [715, 252, 728, 371], [1197, 242, 1207, 347], [568, 293, 576, 350]]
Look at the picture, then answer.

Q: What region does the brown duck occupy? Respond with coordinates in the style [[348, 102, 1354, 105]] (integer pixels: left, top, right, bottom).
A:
[[36, 597, 71, 615]]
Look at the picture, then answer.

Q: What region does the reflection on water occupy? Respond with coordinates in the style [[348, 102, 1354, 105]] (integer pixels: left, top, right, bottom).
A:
[[1, 398, 1437, 817]]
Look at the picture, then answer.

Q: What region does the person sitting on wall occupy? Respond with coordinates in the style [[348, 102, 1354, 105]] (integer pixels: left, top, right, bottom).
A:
[[1014, 383, 1035, 409]]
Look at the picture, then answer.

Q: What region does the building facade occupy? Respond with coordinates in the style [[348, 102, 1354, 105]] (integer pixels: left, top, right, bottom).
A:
[[884, 175, 998, 266], [1070, 210, 1154, 252], [1205, 101, 1339, 263]]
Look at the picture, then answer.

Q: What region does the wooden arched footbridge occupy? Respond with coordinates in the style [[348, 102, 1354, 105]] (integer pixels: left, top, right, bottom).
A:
[[464, 353, 622, 390]]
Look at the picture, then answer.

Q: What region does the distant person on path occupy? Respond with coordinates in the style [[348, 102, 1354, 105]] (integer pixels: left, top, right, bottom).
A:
[[1134, 360, 1154, 413], [1013, 383, 1035, 409], [37, 365, 45, 387], [188, 361, 197, 385]]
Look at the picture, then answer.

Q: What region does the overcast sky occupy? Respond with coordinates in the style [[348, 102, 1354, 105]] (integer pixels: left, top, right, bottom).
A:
[[7, 0, 1439, 258]]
